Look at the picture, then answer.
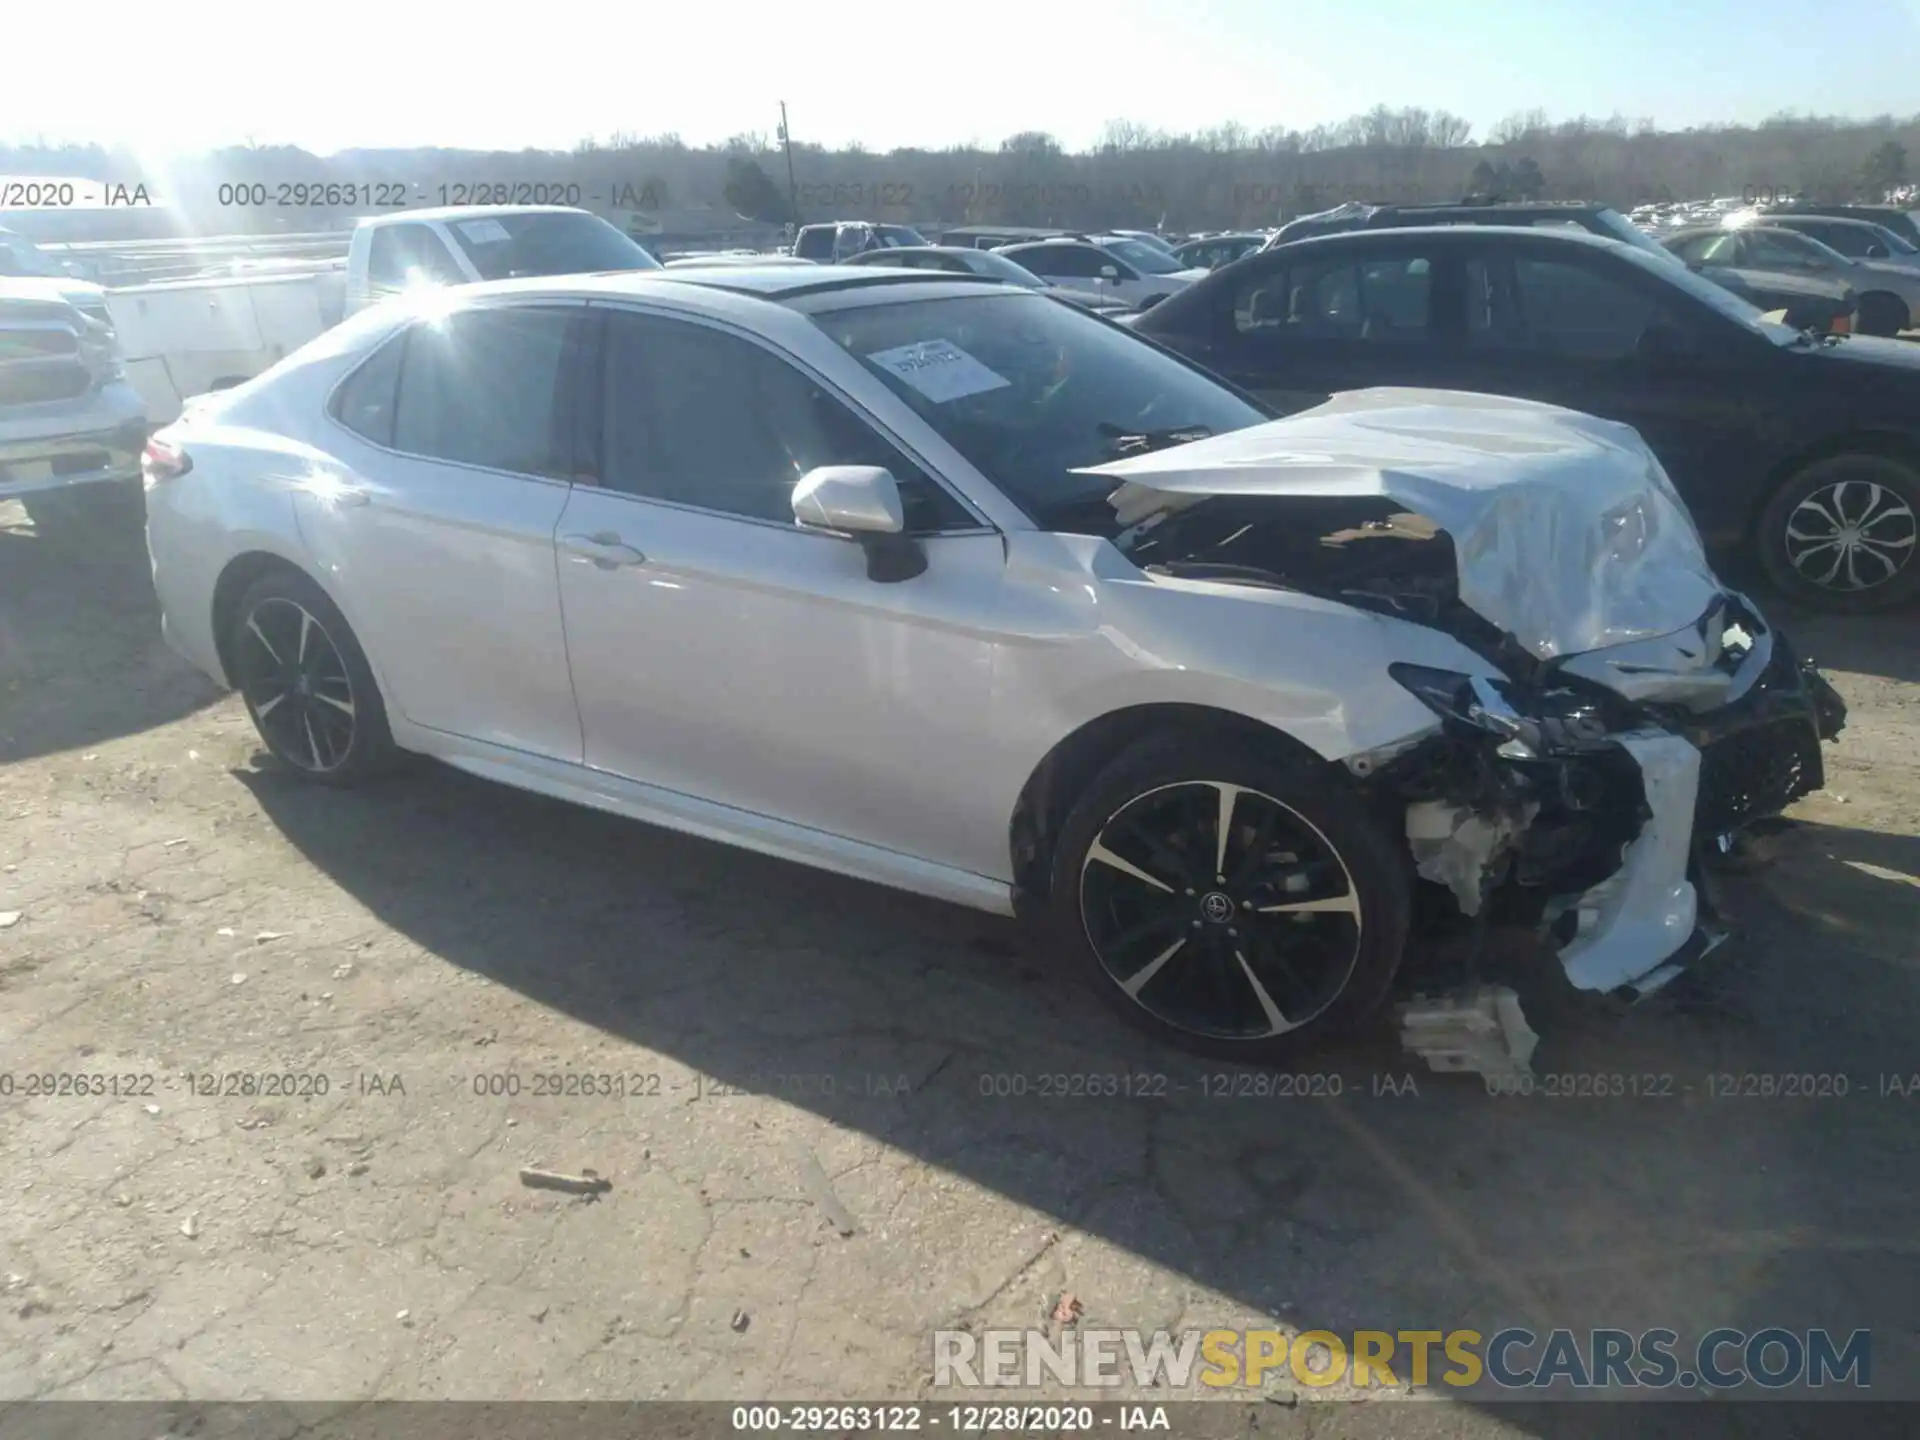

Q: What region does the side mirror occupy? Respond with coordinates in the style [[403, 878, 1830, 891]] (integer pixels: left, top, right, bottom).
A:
[[1099, 265, 1121, 280], [791, 465, 926, 583]]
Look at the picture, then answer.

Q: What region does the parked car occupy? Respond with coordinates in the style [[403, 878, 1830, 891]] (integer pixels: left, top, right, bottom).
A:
[[1662, 225, 1920, 337], [1752, 203, 1920, 250], [1740, 213, 1920, 269], [1133, 226, 1920, 609], [1, 283, 148, 531], [838, 245, 1134, 314], [790, 222, 928, 263], [143, 265, 1845, 1061], [1173, 234, 1269, 271], [1108, 230, 1180, 257], [665, 254, 816, 268], [939, 224, 1075, 250], [996, 237, 1206, 310]]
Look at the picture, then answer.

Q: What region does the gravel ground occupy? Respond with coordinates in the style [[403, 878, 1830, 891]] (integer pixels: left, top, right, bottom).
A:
[[1, 489, 1917, 1432]]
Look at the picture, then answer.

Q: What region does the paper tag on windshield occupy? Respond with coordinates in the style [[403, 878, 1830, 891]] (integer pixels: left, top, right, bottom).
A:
[[866, 340, 1010, 403], [456, 219, 511, 245]]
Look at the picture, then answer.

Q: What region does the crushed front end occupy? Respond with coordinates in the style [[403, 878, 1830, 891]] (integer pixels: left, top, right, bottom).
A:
[[1354, 593, 1846, 996]]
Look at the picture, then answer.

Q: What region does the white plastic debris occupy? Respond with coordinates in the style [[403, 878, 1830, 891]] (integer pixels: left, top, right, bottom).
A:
[[179, 1214, 199, 1239], [0, 911, 19, 929], [1397, 985, 1539, 1081], [1404, 802, 1536, 916]]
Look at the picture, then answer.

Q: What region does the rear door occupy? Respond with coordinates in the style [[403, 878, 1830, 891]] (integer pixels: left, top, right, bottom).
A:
[[1145, 241, 1450, 415], [298, 303, 586, 759]]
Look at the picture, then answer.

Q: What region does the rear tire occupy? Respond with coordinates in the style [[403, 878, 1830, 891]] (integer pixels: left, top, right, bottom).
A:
[[1044, 735, 1411, 1064], [228, 569, 398, 786], [1756, 453, 1920, 611], [1856, 291, 1909, 338]]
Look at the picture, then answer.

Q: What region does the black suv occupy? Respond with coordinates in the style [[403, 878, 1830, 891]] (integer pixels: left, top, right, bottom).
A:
[[1134, 225, 1920, 611]]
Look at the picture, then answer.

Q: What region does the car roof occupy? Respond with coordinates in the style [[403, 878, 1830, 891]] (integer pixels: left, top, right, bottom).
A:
[[402, 265, 1008, 306], [1268, 224, 1625, 252], [1765, 213, 1889, 232]]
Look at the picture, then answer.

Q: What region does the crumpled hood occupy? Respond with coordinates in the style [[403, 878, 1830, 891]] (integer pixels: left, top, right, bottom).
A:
[[1078, 388, 1723, 661]]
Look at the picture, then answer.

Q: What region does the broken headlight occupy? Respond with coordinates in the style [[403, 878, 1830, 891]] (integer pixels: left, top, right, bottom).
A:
[[1389, 664, 1612, 757]]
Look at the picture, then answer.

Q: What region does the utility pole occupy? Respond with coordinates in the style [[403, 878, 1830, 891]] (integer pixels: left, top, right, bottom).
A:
[[778, 102, 801, 229]]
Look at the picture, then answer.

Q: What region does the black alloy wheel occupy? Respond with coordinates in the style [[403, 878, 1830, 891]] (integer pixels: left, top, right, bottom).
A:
[[228, 569, 397, 784], [1050, 739, 1410, 1061]]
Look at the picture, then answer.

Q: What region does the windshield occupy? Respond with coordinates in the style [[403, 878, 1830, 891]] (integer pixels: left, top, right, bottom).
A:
[[812, 292, 1265, 528], [1615, 244, 1802, 347], [449, 212, 661, 280], [0, 231, 64, 278], [1593, 209, 1687, 265], [960, 249, 1046, 288], [1101, 239, 1184, 275], [876, 225, 929, 247]]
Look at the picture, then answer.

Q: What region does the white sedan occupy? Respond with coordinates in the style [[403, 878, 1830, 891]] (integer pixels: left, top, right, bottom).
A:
[[142, 266, 1844, 1060]]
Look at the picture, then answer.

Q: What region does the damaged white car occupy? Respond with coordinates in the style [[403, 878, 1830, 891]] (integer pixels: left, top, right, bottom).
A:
[[141, 269, 1845, 1062]]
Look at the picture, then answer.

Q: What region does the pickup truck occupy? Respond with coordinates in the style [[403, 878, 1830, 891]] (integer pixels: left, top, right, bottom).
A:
[[9, 207, 662, 427], [1, 282, 148, 533]]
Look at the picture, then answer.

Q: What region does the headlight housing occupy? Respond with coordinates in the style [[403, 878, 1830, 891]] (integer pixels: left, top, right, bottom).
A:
[[1389, 664, 1611, 757]]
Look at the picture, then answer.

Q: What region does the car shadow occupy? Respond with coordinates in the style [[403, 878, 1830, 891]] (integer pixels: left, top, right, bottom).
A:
[[235, 753, 1920, 1420], [0, 487, 225, 764]]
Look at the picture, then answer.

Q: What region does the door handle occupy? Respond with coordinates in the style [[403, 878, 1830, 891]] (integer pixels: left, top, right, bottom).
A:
[[561, 531, 647, 569], [333, 486, 371, 507]]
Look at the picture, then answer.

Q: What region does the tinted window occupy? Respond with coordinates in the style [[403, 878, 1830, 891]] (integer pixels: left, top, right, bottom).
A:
[[368, 224, 466, 287], [1797, 222, 1867, 256], [794, 227, 836, 261], [330, 330, 408, 447], [600, 313, 972, 532], [392, 306, 576, 476], [1475, 257, 1666, 360], [1019, 245, 1102, 279], [812, 291, 1265, 529], [1743, 231, 1826, 270], [1233, 252, 1431, 343], [1667, 233, 1733, 265]]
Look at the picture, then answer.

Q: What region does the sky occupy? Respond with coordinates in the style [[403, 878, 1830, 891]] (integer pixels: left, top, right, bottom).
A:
[[7, 0, 1920, 157]]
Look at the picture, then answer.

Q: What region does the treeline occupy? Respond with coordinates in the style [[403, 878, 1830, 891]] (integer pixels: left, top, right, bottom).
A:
[[4, 106, 1914, 236]]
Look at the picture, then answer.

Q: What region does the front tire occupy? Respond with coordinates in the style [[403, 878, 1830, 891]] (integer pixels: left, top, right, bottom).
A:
[[229, 569, 397, 785], [1046, 736, 1411, 1064], [1756, 453, 1920, 611]]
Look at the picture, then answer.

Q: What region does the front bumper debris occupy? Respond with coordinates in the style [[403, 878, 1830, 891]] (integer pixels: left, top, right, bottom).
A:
[[1371, 601, 1843, 1003]]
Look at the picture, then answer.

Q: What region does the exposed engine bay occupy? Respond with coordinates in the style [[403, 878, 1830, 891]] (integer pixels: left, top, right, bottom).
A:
[[1084, 388, 1849, 1008]]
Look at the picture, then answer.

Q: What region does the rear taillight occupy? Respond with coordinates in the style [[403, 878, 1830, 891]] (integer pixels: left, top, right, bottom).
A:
[[142, 436, 191, 485], [1830, 313, 1853, 335]]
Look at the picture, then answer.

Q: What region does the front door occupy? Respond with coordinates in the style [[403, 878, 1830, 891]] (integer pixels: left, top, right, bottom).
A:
[[296, 303, 585, 760], [552, 306, 1007, 873]]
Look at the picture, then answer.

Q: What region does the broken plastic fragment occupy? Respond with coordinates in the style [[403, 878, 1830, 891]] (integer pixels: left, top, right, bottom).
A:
[[1396, 985, 1539, 1081]]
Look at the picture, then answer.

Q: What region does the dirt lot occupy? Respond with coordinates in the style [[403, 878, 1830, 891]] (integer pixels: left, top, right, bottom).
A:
[[2, 489, 1917, 1428]]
